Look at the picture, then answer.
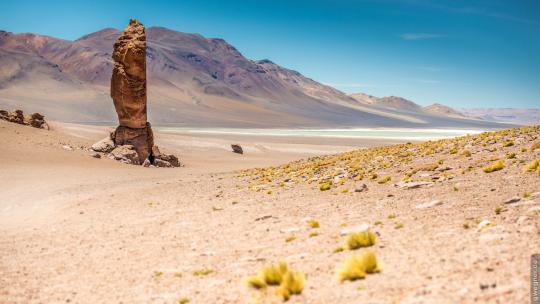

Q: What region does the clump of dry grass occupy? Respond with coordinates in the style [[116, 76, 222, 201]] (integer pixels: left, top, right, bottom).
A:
[[483, 160, 504, 173], [336, 251, 381, 282], [531, 141, 540, 151], [377, 176, 391, 184], [308, 220, 320, 228], [523, 159, 539, 173], [319, 183, 331, 191], [244, 262, 305, 301], [193, 268, 214, 276], [346, 231, 377, 250]]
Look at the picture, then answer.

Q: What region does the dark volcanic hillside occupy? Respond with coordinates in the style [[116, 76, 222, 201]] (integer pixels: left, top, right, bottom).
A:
[[0, 27, 507, 128]]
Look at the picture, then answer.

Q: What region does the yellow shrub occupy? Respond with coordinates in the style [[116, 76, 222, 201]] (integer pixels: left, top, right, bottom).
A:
[[319, 183, 331, 191], [337, 251, 380, 282], [346, 231, 377, 250], [377, 176, 391, 184], [483, 160, 504, 173], [523, 159, 539, 173]]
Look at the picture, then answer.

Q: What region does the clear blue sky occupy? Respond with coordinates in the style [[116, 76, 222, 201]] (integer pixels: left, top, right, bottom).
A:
[[2, 0, 539, 108]]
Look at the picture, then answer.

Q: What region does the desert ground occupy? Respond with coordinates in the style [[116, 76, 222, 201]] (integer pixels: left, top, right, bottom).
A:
[[1, 119, 539, 304]]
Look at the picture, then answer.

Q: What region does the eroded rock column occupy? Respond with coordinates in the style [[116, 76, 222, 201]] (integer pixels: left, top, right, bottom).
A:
[[111, 19, 153, 163]]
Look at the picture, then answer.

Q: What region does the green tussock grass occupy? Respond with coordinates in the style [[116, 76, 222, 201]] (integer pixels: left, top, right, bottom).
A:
[[394, 223, 404, 229], [524, 192, 531, 198], [374, 220, 382, 225], [463, 223, 470, 229], [531, 141, 540, 151], [495, 207, 502, 215], [506, 152, 516, 159], [483, 160, 504, 173], [346, 231, 377, 250], [387, 214, 396, 219], [337, 251, 381, 282], [309, 232, 319, 237], [285, 236, 296, 243]]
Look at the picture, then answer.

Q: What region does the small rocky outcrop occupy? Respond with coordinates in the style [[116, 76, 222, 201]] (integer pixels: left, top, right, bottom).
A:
[[231, 144, 243, 154], [91, 134, 115, 153], [109, 145, 140, 165], [0, 108, 49, 129]]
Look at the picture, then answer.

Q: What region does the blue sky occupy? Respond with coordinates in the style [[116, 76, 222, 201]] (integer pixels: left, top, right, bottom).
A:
[[1, 0, 539, 108]]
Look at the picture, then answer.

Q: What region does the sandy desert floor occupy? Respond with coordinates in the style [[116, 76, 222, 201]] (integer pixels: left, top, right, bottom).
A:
[[0, 119, 539, 304]]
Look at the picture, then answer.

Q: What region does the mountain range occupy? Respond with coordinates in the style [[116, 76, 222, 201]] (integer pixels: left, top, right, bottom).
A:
[[0, 26, 521, 128]]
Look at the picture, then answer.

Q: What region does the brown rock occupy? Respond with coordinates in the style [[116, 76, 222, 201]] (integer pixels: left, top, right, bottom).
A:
[[151, 145, 180, 167], [110, 19, 154, 164], [231, 144, 243, 154], [0, 110, 8, 120], [109, 145, 140, 165], [114, 123, 153, 163], [8, 110, 25, 124], [28, 112, 48, 129], [111, 19, 147, 129]]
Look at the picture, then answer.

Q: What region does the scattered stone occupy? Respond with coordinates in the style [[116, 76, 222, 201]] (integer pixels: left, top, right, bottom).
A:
[[110, 145, 140, 165], [62, 145, 74, 151], [280, 227, 301, 233], [142, 158, 151, 167], [527, 206, 540, 214], [479, 233, 501, 243], [354, 183, 367, 192], [91, 136, 115, 153], [396, 181, 434, 189], [152, 145, 181, 167], [90, 152, 101, 159], [415, 199, 443, 209], [255, 215, 272, 221], [477, 220, 494, 232], [231, 144, 243, 154], [154, 158, 172, 167], [502, 196, 521, 204]]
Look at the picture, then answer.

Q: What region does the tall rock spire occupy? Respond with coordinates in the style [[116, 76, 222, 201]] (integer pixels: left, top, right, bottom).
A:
[[111, 19, 153, 163], [111, 18, 147, 128]]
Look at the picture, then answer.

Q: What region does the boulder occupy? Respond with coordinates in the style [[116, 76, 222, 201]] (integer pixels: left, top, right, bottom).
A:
[[0, 110, 8, 120], [231, 144, 243, 154], [8, 110, 25, 124], [91, 136, 115, 153], [151, 145, 180, 167], [110, 145, 140, 165], [28, 112, 48, 129]]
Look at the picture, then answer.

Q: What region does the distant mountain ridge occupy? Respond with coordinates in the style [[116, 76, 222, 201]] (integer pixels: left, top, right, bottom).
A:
[[0, 26, 510, 129]]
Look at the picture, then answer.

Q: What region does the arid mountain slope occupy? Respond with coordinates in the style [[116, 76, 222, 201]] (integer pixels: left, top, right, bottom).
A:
[[0, 27, 507, 128]]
